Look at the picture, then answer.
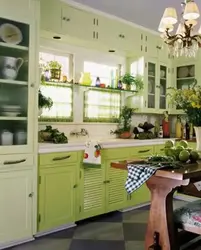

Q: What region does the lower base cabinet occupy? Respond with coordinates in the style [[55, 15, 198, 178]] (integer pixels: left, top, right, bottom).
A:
[[38, 165, 76, 232], [0, 170, 33, 245]]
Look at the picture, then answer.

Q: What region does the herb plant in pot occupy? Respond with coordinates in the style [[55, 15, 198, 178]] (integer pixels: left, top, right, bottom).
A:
[[48, 61, 62, 80], [38, 89, 53, 116], [111, 106, 136, 139], [121, 73, 143, 91]]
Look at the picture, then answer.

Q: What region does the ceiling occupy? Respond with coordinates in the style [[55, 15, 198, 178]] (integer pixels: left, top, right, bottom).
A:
[[69, 0, 201, 31]]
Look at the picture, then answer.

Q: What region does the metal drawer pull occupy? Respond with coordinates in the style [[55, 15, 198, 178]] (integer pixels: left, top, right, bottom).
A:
[[138, 149, 150, 153], [52, 155, 71, 161], [3, 159, 26, 165]]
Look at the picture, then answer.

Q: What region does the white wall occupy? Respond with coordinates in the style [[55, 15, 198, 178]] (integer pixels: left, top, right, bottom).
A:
[[39, 37, 176, 139]]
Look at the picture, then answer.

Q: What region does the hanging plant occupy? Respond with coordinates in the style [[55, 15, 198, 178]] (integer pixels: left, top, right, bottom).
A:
[[38, 89, 53, 110], [121, 73, 143, 91]]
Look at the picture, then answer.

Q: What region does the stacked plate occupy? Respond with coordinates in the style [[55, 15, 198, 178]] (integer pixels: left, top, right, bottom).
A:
[[1, 105, 21, 117]]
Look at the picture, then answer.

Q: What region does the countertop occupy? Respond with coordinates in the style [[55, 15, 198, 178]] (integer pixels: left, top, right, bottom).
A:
[[38, 138, 178, 154]]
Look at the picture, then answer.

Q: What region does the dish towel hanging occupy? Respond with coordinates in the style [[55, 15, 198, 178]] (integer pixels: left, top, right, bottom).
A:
[[83, 140, 102, 168]]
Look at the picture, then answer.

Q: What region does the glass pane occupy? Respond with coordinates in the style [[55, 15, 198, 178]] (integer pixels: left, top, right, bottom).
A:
[[148, 62, 156, 109], [0, 17, 29, 146], [84, 90, 120, 121], [84, 61, 117, 86], [40, 83, 73, 118], [148, 94, 155, 109], [159, 65, 167, 109]]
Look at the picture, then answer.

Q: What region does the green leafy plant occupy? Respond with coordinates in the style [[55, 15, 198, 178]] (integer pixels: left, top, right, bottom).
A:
[[38, 89, 53, 109], [111, 106, 136, 135], [48, 61, 62, 69], [121, 73, 143, 91], [168, 80, 201, 126]]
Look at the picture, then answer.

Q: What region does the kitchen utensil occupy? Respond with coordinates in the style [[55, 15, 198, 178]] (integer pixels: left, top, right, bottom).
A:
[[0, 130, 13, 145], [160, 70, 165, 78], [1, 111, 20, 117], [0, 23, 22, 45], [0, 56, 24, 80]]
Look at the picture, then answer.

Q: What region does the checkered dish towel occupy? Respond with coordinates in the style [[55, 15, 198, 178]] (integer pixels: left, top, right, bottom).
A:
[[125, 164, 157, 194]]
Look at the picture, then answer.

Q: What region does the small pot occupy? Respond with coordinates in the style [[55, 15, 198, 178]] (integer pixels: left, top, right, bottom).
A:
[[50, 68, 61, 80], [119, 132, 131, 139], [126, 85, 131, 91]]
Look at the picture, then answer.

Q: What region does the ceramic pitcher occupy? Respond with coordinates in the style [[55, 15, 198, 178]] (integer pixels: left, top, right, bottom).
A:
[[0, 56, 24, 80]]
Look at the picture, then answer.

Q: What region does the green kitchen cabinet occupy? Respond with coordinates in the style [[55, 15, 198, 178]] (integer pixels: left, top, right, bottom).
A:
[[154, 145, 165, 155], [38, 165, 76, 232], [104, 159, 128, 213], [127, 184, 150, 207], [130, 145, 154, 158], [78, 166, 106, 220]]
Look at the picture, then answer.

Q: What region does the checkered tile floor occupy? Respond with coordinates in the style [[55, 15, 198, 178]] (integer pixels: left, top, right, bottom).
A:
[[9, 200, 201, 250]]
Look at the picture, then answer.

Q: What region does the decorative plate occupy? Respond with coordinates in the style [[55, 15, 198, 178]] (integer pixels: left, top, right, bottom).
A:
[[0, 23, 22, 45]]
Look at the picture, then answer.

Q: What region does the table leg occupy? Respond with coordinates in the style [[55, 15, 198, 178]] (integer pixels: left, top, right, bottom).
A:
[[145, 176, 189, 250]]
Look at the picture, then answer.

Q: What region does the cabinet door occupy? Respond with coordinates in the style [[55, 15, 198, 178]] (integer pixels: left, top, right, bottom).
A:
[[0, 170, 32, 245], [157, 63, 168, 111], [127, 184, 150, 207], [78, 167, 106, 220], [38, 166, 75, 232], [143, 33, 158, 58], [0, 0, 32, 23], [145, 60, 158, 112], [0, 16, 36, 154], [61, 5, 94, 42], [40, 0, 62, 33], [105, 159, 128, 212]]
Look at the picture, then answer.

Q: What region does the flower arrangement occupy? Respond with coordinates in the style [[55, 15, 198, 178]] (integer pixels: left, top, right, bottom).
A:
[[168, 80, 201, 126]]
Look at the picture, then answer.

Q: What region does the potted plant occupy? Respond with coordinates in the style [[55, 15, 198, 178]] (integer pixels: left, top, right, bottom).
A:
[[121, 73, 143, 91], [48, 60, 62, 80], [110, 106, 136, 139], [38, 89, 53, 116], [168, 80, 201, 150]]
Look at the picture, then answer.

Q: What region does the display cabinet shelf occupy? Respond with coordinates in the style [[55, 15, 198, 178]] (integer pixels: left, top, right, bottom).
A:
[[0, 42, 28, 51], [0, 117, 27, 121]]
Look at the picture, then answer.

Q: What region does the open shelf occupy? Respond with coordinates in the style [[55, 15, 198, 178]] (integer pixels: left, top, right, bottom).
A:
[[0, 117, 27, 121], [0, 42, 28, 51], [0, 79, 28, 85]]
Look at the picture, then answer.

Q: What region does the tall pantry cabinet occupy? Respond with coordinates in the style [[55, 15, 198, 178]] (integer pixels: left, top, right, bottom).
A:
[[0, 0, 39, 248]]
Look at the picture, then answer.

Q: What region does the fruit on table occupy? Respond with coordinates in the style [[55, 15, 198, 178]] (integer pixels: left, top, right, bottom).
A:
[[164, 140, 174, 148], [163, 140, 200, 163], [179, 140, 188, 149], [179, 150, 190, 162]]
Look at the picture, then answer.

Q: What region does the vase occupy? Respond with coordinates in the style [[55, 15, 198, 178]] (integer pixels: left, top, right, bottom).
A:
[[119, 132, 131, 139], [194, 127, 201, 151], [38, 108, 43, 117]]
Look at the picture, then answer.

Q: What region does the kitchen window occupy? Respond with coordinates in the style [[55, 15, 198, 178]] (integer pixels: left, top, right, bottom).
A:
[[40, 82, 73, 122], [84, 61, 117, 87], [39, 52, 72, 122], [84, 89, 121, 123]]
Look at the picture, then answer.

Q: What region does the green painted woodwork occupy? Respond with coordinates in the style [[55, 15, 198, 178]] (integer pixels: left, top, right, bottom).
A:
[[127, 184, 150, 207], [78, 167, 106, 220], [38, 166, 76, 232], [130, 145, 154, 158]]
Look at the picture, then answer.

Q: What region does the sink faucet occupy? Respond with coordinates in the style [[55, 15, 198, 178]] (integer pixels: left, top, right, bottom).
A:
[[70, 128, 89, 137], [80, 128, 89, 136]]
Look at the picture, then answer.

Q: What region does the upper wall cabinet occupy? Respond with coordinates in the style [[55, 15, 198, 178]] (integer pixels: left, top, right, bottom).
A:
[[0, 0, 32, 23], [40, 0, 62, 34]]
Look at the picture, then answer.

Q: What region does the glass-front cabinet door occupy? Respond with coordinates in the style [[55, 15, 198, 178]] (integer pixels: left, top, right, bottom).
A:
[[0, 17, 33, 153], [158, 64, 167, 111], [147, 62, 156, 110]]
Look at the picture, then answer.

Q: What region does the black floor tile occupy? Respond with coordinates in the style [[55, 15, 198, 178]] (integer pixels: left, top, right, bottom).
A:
[[41, 227, 75, 239], [77, 211, 123, 224], [123, 223, 147, 241], [70, 239, 125, 250]]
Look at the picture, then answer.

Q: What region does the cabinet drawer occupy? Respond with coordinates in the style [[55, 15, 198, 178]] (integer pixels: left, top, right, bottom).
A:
[[130, 146, 154, 157], [0, 154, 33, 169], [39, 151, 78, 166], [101, 148, 130, 160]]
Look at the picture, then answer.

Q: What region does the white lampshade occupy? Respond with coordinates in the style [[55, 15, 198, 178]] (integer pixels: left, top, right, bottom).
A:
[[183, 2, 200, 20], [185, 19, 197, 27], [158, 19, 174, 32], [162, 8, 178, 25]]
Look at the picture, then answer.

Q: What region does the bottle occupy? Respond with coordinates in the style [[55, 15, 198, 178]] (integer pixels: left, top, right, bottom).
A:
[[175, 115, 182, 138], [159, 125, 163, 138], [185, 122, 190, 140], [95, 77, 100, 87], [190, 123, 193, 140], [182, 123, 186, 139]]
